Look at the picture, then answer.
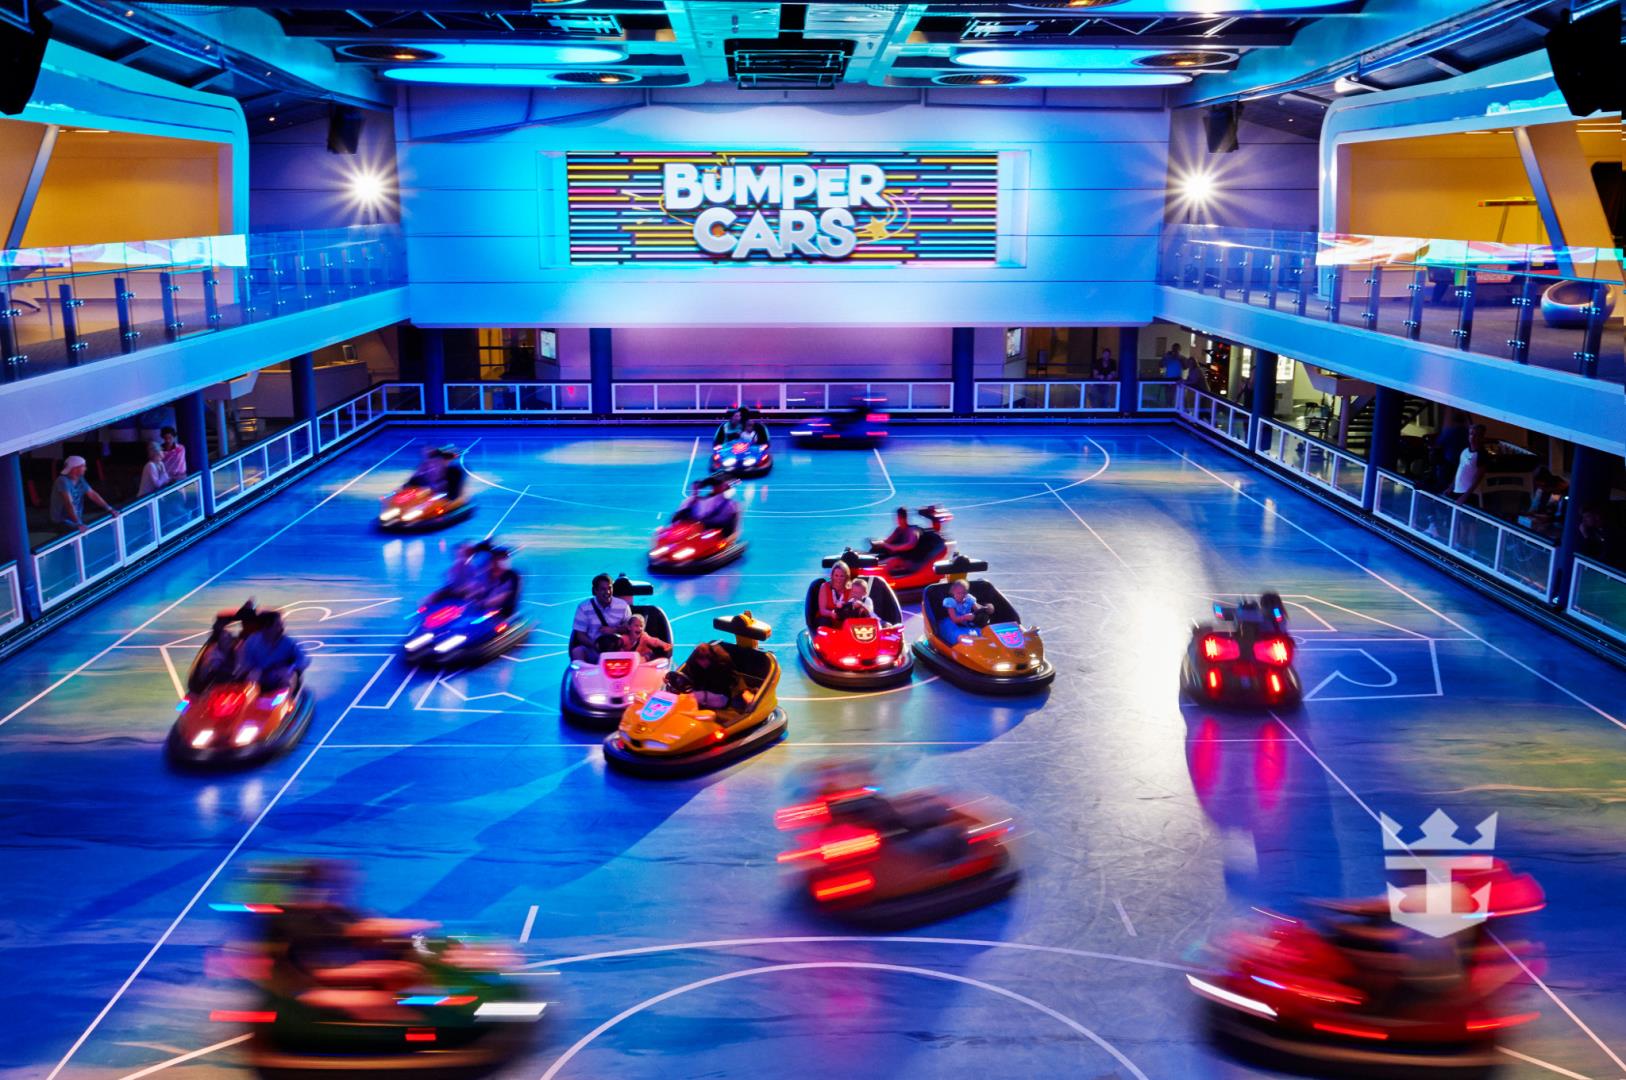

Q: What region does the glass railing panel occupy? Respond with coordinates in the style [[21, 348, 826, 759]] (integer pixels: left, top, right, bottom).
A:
[[446, 385, 482, 413], [211, 459, 243, 505], [0, 564, 20, 637], [121, 501, 158, 560], [518, 384, 557, 412], [1375, 472, 1413, 525], [79, 517, 121, 583], [0, 225, 404, 385], [1160, 224, 1625, 384], [739, 384, 783, 412], [697, 384, 739, 412], [653, 383, 698, 412], [612, 384, 654, 412], [1449, 510, 1500, 570], [157, 476, 205, 539], [785, 383, 828, 410], [35, 543, 81, 608], [1568, 558, 1626, 646], [909, 382, 952, 411], [976, 383, 1011, 411], [1497, 531, 1554, 598]]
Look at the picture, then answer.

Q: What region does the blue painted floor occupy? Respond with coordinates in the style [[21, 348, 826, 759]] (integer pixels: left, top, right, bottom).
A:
[[2, 422, 1623, 1080]]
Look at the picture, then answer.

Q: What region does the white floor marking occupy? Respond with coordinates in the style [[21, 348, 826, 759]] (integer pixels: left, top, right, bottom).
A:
[[515, 933, 1194, 974], [1111, 896, 1138, 937], [954, 437, 1112, 510], [1270, 713, 1626, 1074], [520, 905, 540, 944], [380, 669, 416, 710], [537, 961, 1149, 1080], [0, 438, 415, 732], [484, 483, 531, 540], [1149, 435, 1626, 734], [680, 436, 699, 495], [1045, 483, 1130, 569], [1497, 1045, 1596, 1079], [113, 1032, 252, 1079], [46, 654, 397, 1079], [157, 646, 185, 702]]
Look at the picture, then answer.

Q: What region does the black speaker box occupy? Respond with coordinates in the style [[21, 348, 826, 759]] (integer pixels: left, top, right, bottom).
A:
[[1204, 102, 1242, 154], [326, 105, 364, 155], [0, 7, 49, 117], [1545, 6, 1623, 117]]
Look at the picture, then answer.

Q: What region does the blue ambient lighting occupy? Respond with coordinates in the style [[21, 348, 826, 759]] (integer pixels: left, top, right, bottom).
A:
[[383, 66, 622, 85], [387, 42, 624, 65], [954, 47, 1172, 70], [946, 71, 1191, 88]]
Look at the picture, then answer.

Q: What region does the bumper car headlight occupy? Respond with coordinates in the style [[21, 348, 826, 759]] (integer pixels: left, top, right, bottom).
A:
[[191, 729, 215, 749], [586, 693, 610, 705], [723, 457, 737, 467], [434, 634, 468, 654], [673, 547, 695, 560], [406, 633, 434, 651], [380, 507, 401, 521], [876, 654, 894, 667], [994, 661, 1013, 673], [402, 508, 423, 522], [234, 724, 260, 746]]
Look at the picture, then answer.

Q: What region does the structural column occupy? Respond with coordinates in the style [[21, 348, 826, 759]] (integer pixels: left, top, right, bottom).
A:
[[289, 352, 317, 423], [1117, 326, 1139, 415], [1361, 386, 1404, 512], [1553, 444, 1610, 605], [589, 328, 613, 419], [0, 453, 41, 621], [422, 329, 446, 419], [176, 390, 214, 517], [1248, 349, 1277, 450], [950, 327, 975, 418]]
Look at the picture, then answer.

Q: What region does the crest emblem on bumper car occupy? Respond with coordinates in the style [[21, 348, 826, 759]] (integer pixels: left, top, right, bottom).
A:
[[851, 621, 878, 643], [639, 692, 677, 723], [993, 622, 1024, 648]]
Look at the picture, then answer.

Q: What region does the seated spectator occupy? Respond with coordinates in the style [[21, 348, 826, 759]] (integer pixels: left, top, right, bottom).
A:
[[137, 441, 169, 498], [50, 456, 118, 534], [1092, 348, 1118, 381]]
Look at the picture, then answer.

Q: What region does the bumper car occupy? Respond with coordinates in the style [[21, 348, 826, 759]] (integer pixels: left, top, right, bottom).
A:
[[914, 556, 1054, 695], [860, 506, 953, 597], [710, 417, 772, 478], [796, 551, 913, 690], [775, 769, 1018, 928], [789, 399, 890, 449], [379, 448, 472, 532], [649, 475, 745, 575], [604, 612, 788, 778], [1180, 592, 1302, 709], [403, 600, 529, 668], [378, 486, 474, 532], [215, 864, 545, 1078], [1189, 861, 1545, 1075], [560, 576, 674, 730], [166, 606, 315, 767], [167, 677, 315, 767]]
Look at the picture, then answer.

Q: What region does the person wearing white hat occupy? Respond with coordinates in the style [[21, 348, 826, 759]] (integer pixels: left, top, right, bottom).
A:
[[50, 455, 118, 534]]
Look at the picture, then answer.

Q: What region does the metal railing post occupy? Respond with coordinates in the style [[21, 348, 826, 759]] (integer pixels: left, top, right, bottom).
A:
[[159, 272, 182, 340], [114, 276, 139, 353], [1508, 275, 1535, 364], [1577, 282, 1607, 378], [203, 271, 221, 328], [58, 284, 86, 365], [1452, 270, 1477, 351], [1404, 268, 1425, 341], [0, 289, 23, 383]]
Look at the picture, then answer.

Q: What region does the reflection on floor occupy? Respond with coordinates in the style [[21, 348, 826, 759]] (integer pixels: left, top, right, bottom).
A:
[[1, 423, 1622, 1079]]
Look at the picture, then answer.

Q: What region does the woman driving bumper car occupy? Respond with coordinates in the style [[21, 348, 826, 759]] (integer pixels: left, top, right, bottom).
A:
[[379, 446, 474, 531], [167, 603, 315, 767], [603, 612, 787, 778], [797, 551, 913, 690], [649, 474, 746, 575], [710, 407, 773, 478], [914, 555, 1054, 694]]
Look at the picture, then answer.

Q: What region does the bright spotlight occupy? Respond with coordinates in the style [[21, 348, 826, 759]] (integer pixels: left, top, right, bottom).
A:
[[348, 168, 388, 209], [1179, 170, 1216, 206]]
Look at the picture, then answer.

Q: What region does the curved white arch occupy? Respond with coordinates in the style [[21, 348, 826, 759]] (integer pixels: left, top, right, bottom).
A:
[[538, 960, 1149, 1080]]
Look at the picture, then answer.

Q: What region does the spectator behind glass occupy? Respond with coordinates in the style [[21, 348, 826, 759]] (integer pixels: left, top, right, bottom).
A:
[[137, 441, 169, 498], [50, 456, 118, 534], [1160, 343, 1185, 380], [1578, 506, 1611, 563], [160, 427, 188, 482], [1434, 411, 1470, 494], [1092, 348, 1117, 381], [1452, 424, 1487, 507]]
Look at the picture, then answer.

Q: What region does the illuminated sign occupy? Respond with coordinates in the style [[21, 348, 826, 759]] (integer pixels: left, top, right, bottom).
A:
[[566, 151, 998, 265]]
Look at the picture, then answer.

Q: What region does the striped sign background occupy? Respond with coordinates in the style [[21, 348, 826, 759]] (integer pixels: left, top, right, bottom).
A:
[[566, 151, 999, 265]]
